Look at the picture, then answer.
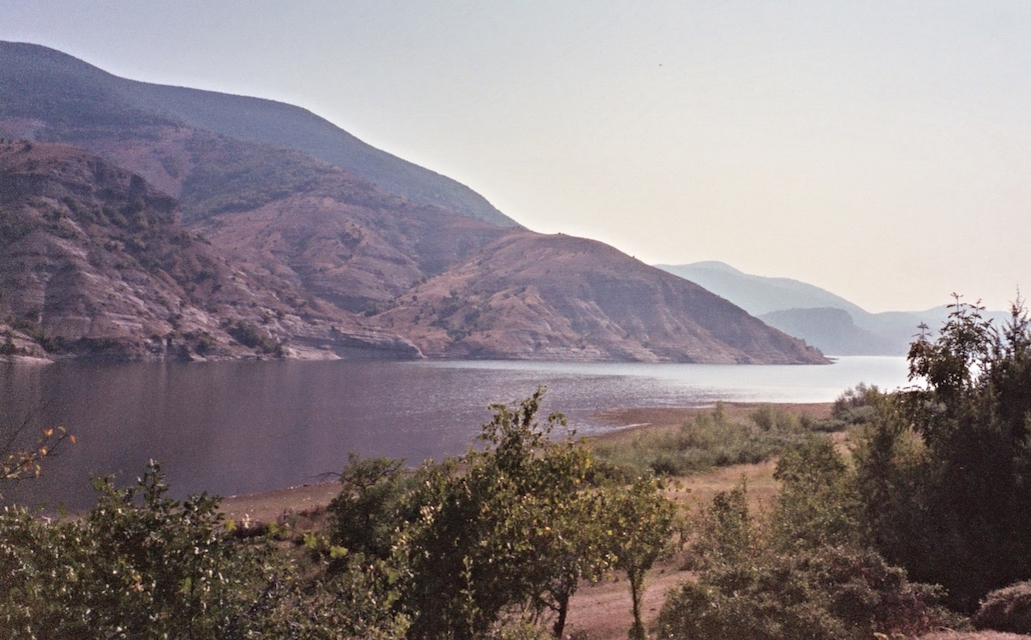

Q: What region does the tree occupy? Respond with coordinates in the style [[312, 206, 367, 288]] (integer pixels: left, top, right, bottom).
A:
[[400, 388, 616, 639], [854, 298, 1031, 610], [327, 453, 409, 561], [521, 461, 612, 638], [770, 436, 859, 552], [606, 475, 679, 640]]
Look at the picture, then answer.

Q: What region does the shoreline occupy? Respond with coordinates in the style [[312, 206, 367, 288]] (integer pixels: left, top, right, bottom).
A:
[[220, 401, 834, 521]]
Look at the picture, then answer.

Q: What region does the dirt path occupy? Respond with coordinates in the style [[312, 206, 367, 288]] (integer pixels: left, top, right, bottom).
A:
[[563, 563, 688, 639]]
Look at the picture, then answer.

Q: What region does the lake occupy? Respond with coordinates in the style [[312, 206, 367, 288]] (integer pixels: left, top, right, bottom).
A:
[[0, 356, 910, 509]]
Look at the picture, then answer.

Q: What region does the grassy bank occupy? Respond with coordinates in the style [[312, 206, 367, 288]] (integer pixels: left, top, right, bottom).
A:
[[589, 401, 836, 478]]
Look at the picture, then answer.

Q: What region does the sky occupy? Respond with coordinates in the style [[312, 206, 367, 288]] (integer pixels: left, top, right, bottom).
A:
[[3, 1, 1030, 313]]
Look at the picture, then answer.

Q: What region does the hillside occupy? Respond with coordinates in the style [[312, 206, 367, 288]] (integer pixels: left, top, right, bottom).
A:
[[0, 41, 828, 364], [0, 142, 418, 360], [657, 262, 870, 319], [657, 262, 946, 355], [758, 308, 895, 356], [375, 233, 827, 363], [0, 41, 516, 228], [75, 127, 514, 314]]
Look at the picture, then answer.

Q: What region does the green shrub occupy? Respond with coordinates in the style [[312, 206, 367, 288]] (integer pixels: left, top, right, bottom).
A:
[[806, 384, 882, 432], [327, 454, 410, 561], [663, 469, 953, 640], [592, 404, 808, 477], [226, 320, 282, 355], [660, 434, 958, 640], [0, 462, 409, 639], [770, 437, 860, 552], [0, 463, 259, 638], [0, 332, 15, 355], [657, 546, 950, 640], [8, 316, 57, 352]]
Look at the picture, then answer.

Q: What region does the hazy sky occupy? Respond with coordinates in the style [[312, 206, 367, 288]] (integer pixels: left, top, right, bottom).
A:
[[3, 1, 1030, 312]]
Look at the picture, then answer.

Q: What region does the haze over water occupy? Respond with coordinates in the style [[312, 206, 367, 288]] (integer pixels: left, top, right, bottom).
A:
[[1, 357, 908, 510]]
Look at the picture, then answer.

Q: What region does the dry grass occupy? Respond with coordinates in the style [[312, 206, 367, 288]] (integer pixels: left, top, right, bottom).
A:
[[592, 403, 833, 438]]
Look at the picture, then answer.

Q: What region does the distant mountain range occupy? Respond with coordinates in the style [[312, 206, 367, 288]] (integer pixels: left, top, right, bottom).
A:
[[0, 41, 826, 364], [657, 261, 1009, 356]]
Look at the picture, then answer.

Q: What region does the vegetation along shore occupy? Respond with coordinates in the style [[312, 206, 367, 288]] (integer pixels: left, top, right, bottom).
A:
[[3, 301, 1031, 639]]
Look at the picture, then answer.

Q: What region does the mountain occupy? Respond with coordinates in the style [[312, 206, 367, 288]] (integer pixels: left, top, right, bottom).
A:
[[757, 308, 895, 356], [0, 42, 516, 318], [0, 42, 826, 364], [656, 262, 870, 318], [376, 233, 825, 363], [0, 41, 516, 228], [0, 141, 419, 360], [657, 261, 1010, 356]]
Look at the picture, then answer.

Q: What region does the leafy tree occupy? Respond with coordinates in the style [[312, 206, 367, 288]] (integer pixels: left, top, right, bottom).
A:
[[854, 298, 1031, 610], [328, 453, 410, 561], [770, 437, 860, 552], [400, 388, 615, 639], [605, 475, 679, 640]]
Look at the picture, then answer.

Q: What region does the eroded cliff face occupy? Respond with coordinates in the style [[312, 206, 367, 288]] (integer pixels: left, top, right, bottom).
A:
[[0, 142, 419, 361]]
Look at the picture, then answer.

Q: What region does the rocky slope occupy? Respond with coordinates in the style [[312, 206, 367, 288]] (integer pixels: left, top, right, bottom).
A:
[[0, 142, 418, 360], [68, 126, 513, 313], [375, 233, 827, 363]]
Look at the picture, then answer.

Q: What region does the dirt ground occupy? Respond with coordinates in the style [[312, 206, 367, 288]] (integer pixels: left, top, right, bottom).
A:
[[220, 481, 339, 525]]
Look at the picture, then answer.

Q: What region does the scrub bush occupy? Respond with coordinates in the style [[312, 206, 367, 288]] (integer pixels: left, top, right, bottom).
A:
[[973, 581, 1031, 634]]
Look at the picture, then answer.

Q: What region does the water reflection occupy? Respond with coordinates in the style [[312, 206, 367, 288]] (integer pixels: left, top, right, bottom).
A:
[[0, 356, 909, 509]]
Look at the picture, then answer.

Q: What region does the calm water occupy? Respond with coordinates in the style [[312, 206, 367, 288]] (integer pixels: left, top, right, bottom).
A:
[[0, 356, 909, 509]]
